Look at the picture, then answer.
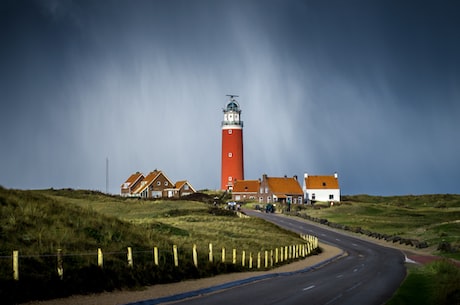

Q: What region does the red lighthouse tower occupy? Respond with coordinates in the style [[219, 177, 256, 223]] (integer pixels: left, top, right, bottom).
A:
[[221, 95, 244, 190]]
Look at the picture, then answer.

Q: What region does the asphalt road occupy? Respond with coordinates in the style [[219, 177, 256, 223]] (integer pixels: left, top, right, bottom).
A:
[[166, 210, 406, 305]]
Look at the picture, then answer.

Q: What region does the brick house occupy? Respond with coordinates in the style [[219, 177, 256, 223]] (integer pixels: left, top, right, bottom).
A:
[[231, 179, 260, 202], [120, 172, 144, 197], [121, 170, 196, 198], [258, 174, 304, 205]]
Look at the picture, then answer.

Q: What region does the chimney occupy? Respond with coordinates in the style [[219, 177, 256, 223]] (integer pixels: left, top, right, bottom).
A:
[[293, 175, 298, 181], [304, 173, 308, 179], [334, 172, 338, 179]]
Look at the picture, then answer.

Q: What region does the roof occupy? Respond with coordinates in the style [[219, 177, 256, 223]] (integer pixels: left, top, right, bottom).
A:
[[132, 170, 161, 194], [175, 180, 197, 193], [266, 177, 303, 195], [121, 172, 144, 188], [232, 180, 260, 193], [305, 175, 340, 189]]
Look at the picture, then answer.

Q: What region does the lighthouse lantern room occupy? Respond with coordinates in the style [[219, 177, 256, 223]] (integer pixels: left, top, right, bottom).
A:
[[221, 95, 244, 190]]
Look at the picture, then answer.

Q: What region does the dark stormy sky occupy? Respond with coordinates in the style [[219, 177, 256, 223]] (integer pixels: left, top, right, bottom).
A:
[[1, 0, 459, 195]]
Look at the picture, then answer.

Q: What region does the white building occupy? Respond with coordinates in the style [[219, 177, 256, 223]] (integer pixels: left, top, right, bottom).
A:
[[303, 172, 340, 203]]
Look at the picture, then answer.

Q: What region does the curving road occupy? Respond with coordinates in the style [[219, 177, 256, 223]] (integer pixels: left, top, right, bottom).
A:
[[133, 210, 406, 305]]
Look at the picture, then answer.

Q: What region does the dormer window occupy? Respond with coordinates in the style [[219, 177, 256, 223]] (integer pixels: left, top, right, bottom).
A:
[[322, 182, 326, 186]]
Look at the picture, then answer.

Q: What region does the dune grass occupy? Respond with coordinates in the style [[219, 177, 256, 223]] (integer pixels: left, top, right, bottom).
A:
[[387, 260, 460, 305], [0, 187, 311, 304], [295, 194, 460, 258]]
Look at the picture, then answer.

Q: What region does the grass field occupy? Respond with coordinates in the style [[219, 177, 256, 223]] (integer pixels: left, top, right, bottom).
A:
[[0, 187, 312, 304], [2, 187, 460, 304]]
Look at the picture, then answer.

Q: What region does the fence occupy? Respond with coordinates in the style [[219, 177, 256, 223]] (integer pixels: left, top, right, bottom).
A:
[[4, 234, 318, 281]]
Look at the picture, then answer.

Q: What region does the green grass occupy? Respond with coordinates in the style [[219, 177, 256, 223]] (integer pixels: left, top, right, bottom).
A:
[[387, 260, 460, 305], [296, 194, 460, 259], [0, 187, 313, 304]]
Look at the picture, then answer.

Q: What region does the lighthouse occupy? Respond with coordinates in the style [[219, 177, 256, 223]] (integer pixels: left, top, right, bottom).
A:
[[221, 95, 244, 190]]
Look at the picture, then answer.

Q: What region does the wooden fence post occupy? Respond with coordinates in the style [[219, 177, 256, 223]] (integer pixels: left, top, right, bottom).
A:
[[127, 247, 133, 268], [193, 244, 198, 268], [257, 252, 261, 269], [264, 251, 268, 268], [242, 250, 245, 267], [232, 249, 237, 264], [97, 248, 103, 268], [153, 246, 159, 266], [222, 248, 226, 263], [284, 246, 288, 261], [13, 250, 19, 281], [249, 252, 253, 269], [173, 245, 179, 267], [280, 247, 284, 262], [209, 243, 213, 263], [275, 248, 279, 264], [57, 248, 63, 280], [270, 250, 273, 267]]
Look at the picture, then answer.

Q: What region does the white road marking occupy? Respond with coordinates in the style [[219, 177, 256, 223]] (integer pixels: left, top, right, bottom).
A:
[[325, 293, 343, 305], [335, 238, 341, 241], [336, 274, 344, 278], [346, 282, 362, 292], [352, 243, 358, 247], [353, 268, 358, 272], [302, 285, 315, 291]]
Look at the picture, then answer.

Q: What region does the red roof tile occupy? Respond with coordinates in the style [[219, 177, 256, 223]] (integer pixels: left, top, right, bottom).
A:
[[233, 180, 260, 193], [305, 175, 339, 189], [267, 177, 303, 195]]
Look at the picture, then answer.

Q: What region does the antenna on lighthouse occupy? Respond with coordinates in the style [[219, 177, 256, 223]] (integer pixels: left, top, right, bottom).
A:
[[226, 94, 239, 100]]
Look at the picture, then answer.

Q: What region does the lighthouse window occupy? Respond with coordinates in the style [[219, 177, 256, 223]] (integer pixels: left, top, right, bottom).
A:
[[228, 176, 232, 181], [228, 152, 232, 157], [228, 129, 232, 134]]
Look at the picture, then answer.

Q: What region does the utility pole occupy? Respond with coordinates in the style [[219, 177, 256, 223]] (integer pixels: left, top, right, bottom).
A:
[[106, 157, 109, 194]]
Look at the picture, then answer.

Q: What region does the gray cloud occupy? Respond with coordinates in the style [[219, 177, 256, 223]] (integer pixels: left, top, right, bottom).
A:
[[0, 0, 459, 195]]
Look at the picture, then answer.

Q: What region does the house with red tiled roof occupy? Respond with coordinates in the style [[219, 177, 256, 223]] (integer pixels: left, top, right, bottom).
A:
[[258, 174, 304, 206], [131, 170, 174, 198], [121, 172, 145, 197], [165, 180, 196, 198], [303, 172, 340, 203], [231, 179, 260, 202], [121, 170, 196, 198]]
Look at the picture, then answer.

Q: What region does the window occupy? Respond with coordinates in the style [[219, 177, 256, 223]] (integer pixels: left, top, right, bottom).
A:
[[322, 182, 326, 186], [265, 187, 268, 193], [228, 152, 233, 157], [228, 176, 232, 181], [157, 181, 161, 186], [164, 181, 168, 186], [184, 184, 189, 190], [312, 193, 316, 200], [329, 194, 334, 200], [228, 129, 232, 134]]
